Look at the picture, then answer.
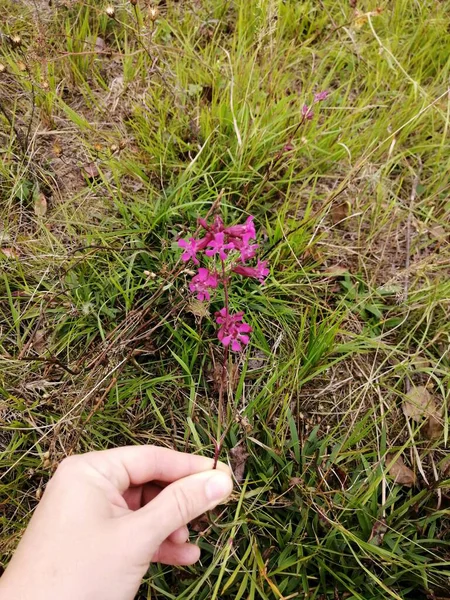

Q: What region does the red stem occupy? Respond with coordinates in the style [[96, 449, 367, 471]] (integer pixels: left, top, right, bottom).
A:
[[213, 259, 230, 469]]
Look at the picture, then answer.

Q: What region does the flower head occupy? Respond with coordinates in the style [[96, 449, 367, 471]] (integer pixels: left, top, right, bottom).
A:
[[189, 268, 219, 301], [178, 236, 210, 265], [205, 232, 235, 261], [215, 308, 252, 352], [302, 104, 314, 120], [232, 260, 269, 283], [233, 239, 259, 262], [314, 90, 329, 103], [224, 216, 256, 243]]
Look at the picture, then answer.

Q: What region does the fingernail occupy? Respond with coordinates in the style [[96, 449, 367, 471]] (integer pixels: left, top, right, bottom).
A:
[[205, 471, 233, 502]]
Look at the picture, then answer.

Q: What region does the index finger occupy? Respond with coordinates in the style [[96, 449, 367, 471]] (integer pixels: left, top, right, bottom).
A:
[[80, 445, 230, 493]]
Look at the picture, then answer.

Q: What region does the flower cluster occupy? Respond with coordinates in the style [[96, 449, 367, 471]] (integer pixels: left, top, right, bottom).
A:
[[301, 89, 329, 121], [178, 214, 268, 352], [215, 308, 252, 352]]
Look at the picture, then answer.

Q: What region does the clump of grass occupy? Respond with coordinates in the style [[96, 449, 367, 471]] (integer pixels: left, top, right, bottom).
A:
[[1, 0, 449, 598]]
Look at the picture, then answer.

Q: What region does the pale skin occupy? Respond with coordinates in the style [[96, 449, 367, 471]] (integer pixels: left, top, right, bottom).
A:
[[0, 445, 233, 600]]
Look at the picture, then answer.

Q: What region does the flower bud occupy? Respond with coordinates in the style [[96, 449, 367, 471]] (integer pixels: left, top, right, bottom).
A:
[[149, 6, 159, 20], [105, 6, 115, 17], [11, 35, 22, 47]]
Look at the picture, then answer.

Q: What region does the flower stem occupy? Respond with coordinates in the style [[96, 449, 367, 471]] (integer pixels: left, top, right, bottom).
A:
[[213, 259, 230, 469]]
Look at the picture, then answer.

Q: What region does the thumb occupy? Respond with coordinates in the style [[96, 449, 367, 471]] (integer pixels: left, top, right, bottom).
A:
[[133, 470, 233, 544]]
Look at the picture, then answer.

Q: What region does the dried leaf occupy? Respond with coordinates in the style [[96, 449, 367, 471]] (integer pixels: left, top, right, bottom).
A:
[[190, 506, 220, 532], [440, 456, 450, 477], [209, 362, 224, 393], [411, 357, 431, 370], [324, 265, 349, 276], [247, 349, 267, 371], [34, 193, 47, 217], [32, 329, 47, 354], [289, 476, 302, 487], [386, 454, 416, 487], [331, 201, 350, 224], [208, 360, 239, 393], [94, 37, 106, 52], [0, 247, 18, 259], [235, 414, 252, 434], [230, 443, 249, 483], [402, 386, 438, 422], [368, 518, 387, 546], [428, 225, 447, 241], [190, 513, 210, 533], [229, 361, 240, 392], [424, 415, 443, 441], [52, 141, 62, 157], [81, 162, 100, 180]]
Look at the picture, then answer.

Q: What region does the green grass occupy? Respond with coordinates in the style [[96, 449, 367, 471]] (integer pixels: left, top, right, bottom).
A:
[[1, 0, 449, 598]]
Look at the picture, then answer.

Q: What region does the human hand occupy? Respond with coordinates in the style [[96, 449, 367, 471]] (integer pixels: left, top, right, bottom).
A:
[[0, 445, 233, 600]]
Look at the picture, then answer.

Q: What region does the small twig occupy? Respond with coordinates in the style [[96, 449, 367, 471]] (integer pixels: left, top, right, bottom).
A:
[[404, 161, 422, 303], [81, 376, 118, 428], [19, 49, 36, 152], [403, 161, 422, 397], [212, 419, 234, 470], [15, 355, 80, 376], [222, 47, 242, 148], [405, 417, 429, 485], [49, 48, 143, 61], [430, 454, 441, 511], [375, 387, 387, 517]]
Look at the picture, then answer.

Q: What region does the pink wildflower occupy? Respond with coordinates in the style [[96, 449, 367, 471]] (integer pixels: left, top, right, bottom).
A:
[[198, 215, 225, 233], [232, 260, 269, 283], [178, 236, 210, 265], [198, 217, 210, 230], [314, 90, 329, 102], [302, 104, 314, 120], [205, 232, 235, 261], [224, 216, 256, 243], [189, 268, 219, 301], [234, 239, 259, 262], [212, 215, 225, 233], [215, 308, 252, 352]]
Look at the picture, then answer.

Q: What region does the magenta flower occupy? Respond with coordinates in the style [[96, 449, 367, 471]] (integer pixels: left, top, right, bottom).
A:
[[212, 215, 225, 233], [215, 308, 252, 352], [199, 215, 225, 233], [189, 268, 219, 301], [178, 236, 210, 265], [205, 232, 235, 260], [215, 307, 241, 325], [232, 260, 269, 283], [314, 90, 329, 102], [198, 217, 210, 230], [302, 104, 314, 120], [224, 216, 256, 242], [234, 239, 259, 262], [177, 212, 267, 353]]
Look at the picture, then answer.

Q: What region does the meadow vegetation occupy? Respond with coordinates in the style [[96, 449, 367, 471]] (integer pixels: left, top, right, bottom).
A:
[[0, 0, 449, 598]]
